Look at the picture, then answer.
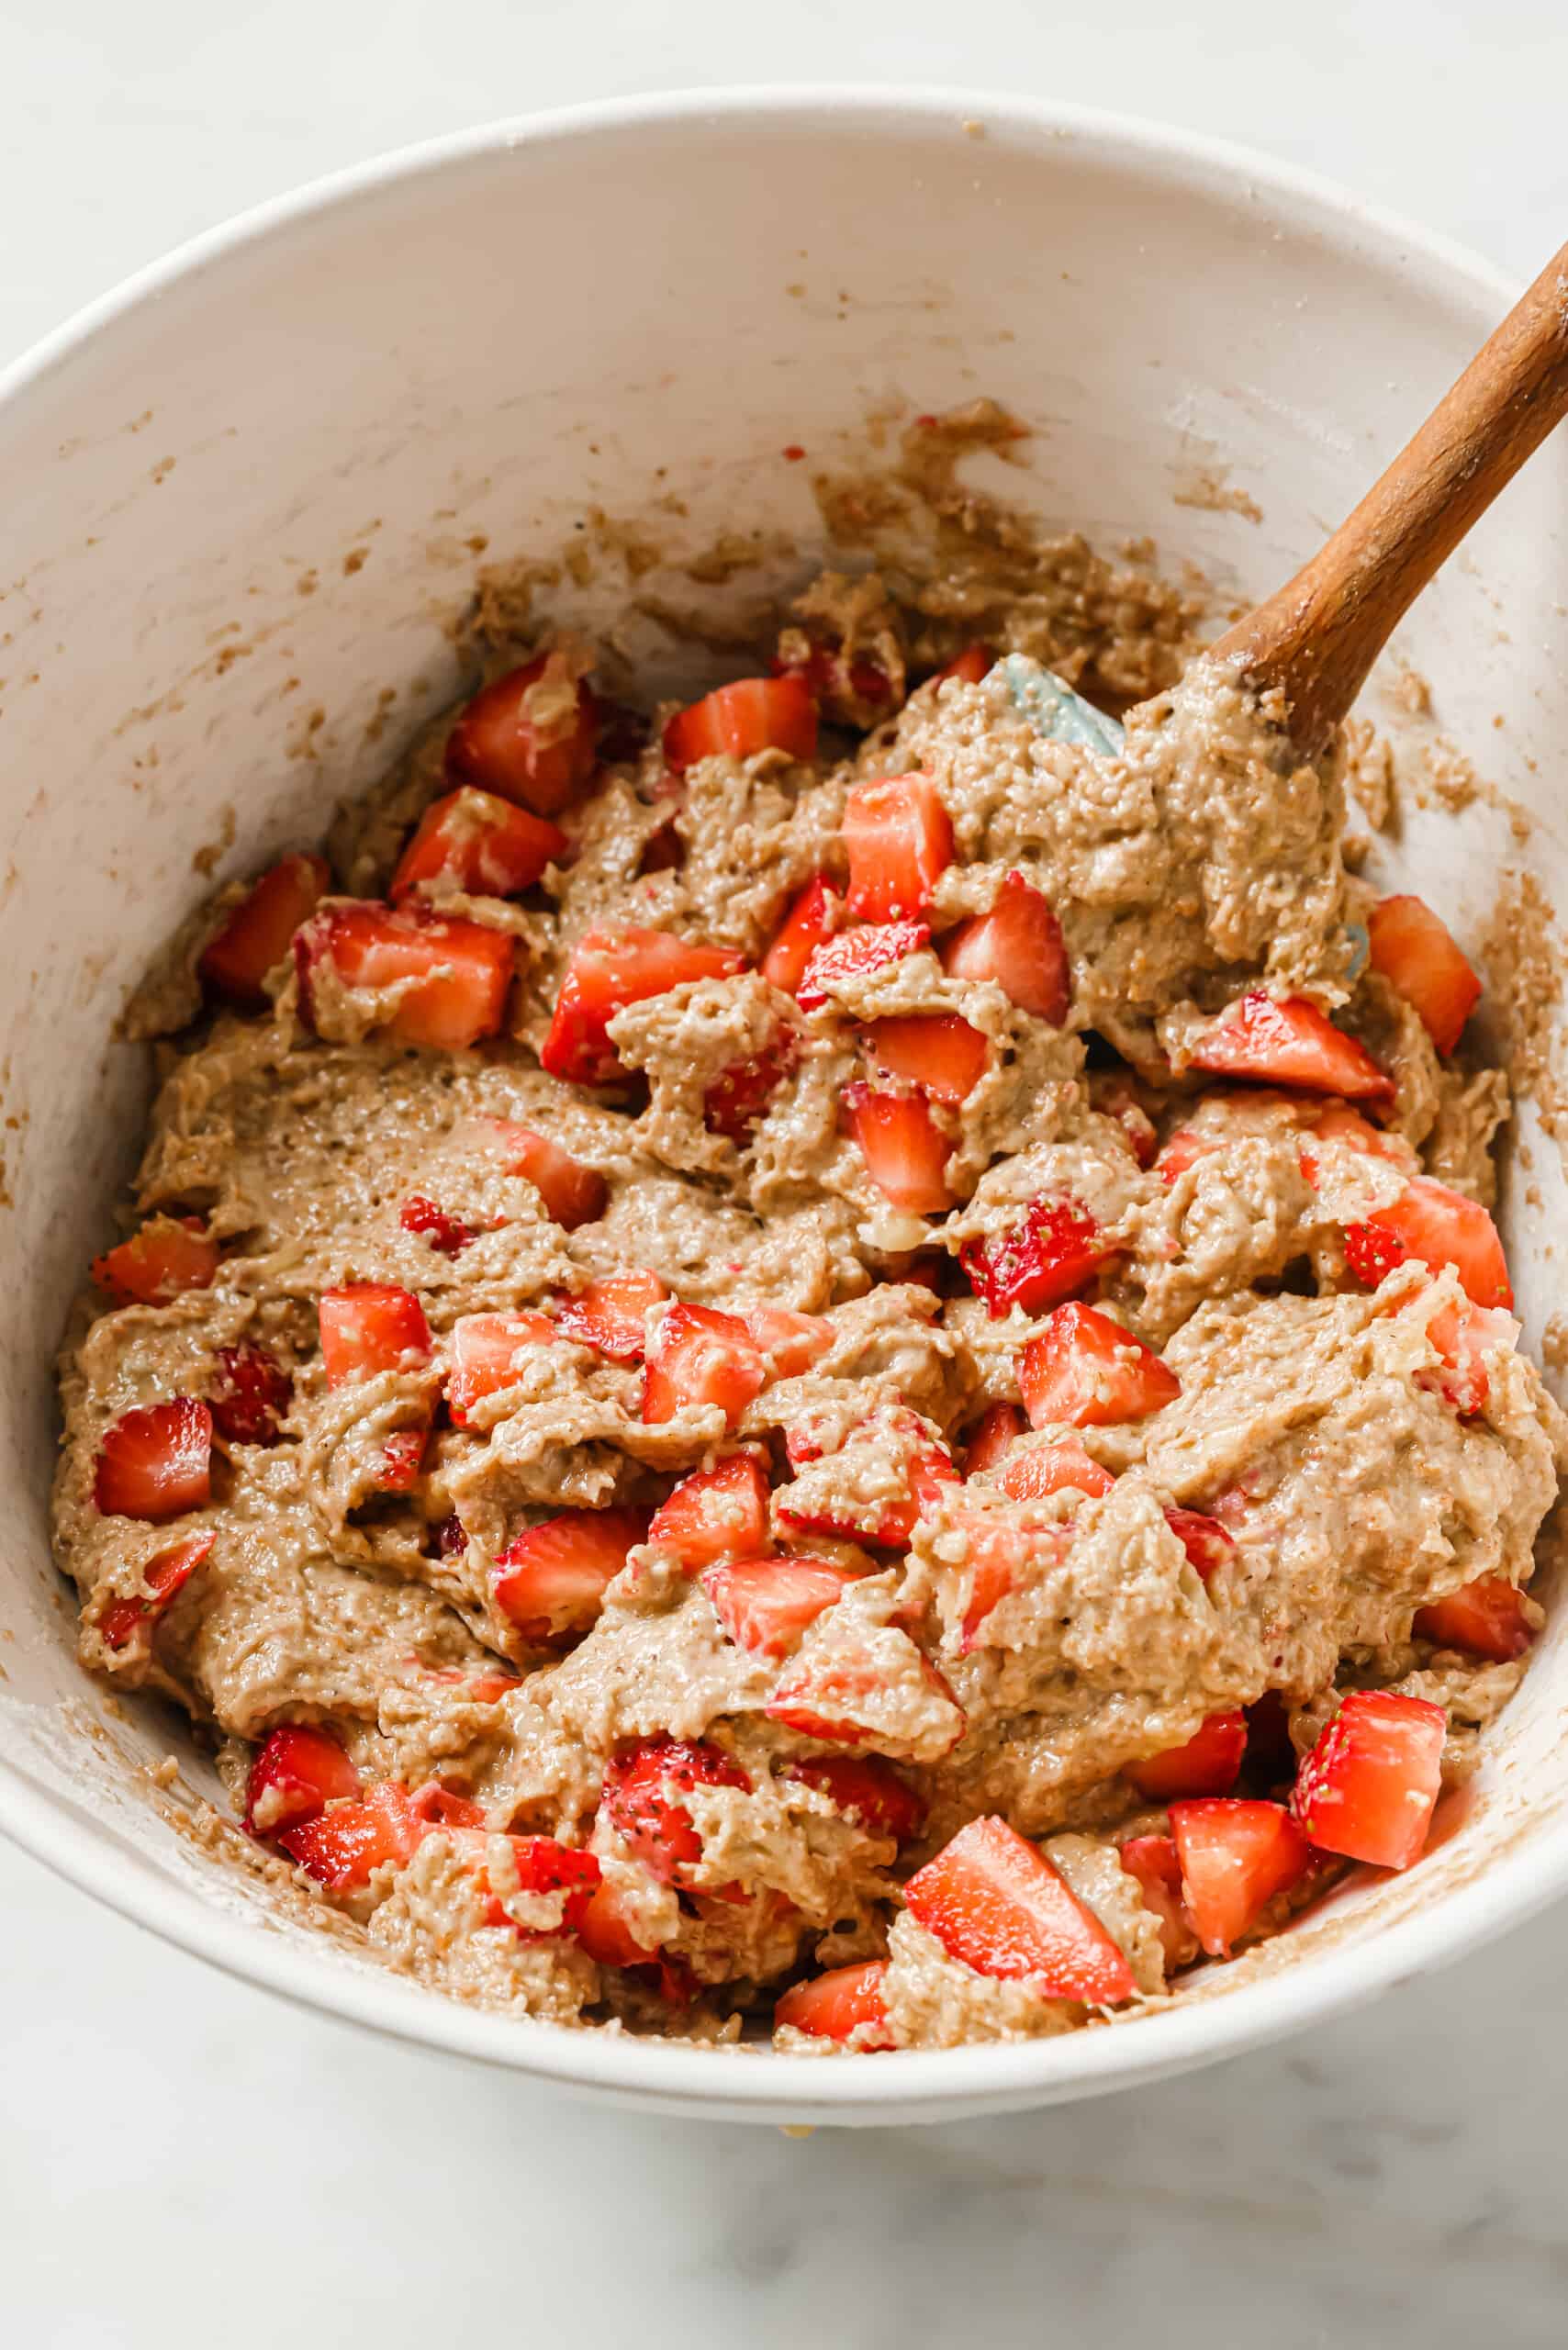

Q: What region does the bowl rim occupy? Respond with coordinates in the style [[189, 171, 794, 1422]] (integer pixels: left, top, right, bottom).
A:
[[3, 82, 1561, 2120]]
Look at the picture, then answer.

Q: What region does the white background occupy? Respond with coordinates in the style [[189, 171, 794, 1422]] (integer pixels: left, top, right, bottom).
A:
[[6, 6, 1568, 2344]]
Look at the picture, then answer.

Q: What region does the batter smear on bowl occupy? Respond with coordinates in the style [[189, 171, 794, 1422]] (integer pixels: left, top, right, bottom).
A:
[[52, 438, 1565, 2050]]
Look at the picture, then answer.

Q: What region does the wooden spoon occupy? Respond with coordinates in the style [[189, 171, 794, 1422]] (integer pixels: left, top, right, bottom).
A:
[[1207, 238, 1568, 756]]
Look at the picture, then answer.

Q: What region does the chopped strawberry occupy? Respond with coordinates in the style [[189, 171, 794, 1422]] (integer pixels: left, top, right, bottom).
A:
[[702, 1553, 860, 1657], [1368, 894, 1481, 1055], [445, 1311, 559, 1424], [492, 1505, 649, 1639], [1306, 1103, 1415, 1169], [1092, 1072, 1159, 1168], [449, 1831, 602, 1939], [1118, 1835, 1195, 1970], [409, 1784, 488, 1829], [96, 1530, 215, 1651], [842, 774, 954, 923], [703, 1038, 795, 1140], [1126, 1709, 1248, 1801], [1421, 1296, 1517, 1414], [663, 676, 818, 773], [1170, 1798, 1312, 1956], [318, 1284, 431, 1385], [377, 1428, 426, 1490], [931, 643, 993, 688], [742, 1304, 834, 1377], [245, 1725, 362, 1838], [1017, 1302, 1180, 1429], [1188, 990, 1393, 1102], [92, 1216, 218, 1306], [760, 875, 842, 993], [767, 1628, 966, 1754], [960, 1197, 1108, 1317], [863, 1013, 989, 1104], [455, 1115, 608, 1229], [642, 1302, 767, 1427], [200, 852, 330, 1006], [843, 1081, 955, 1214], [295, 901, 514, 1051], [903, 1815, 1137, 2003], [541, 925, 746, 1085], [95, 1398, 213, 1520], [207, 1341, 291, 1447], [1164, 1507, 1237, 1582], [998, 1436, 1115, 1504], [577, 1874, 663, 1968], [554, 1269, 670, 1361], [398, 1193, 476, 1256], [1344, 1177, 1512, 1309], [599, 1737, 751, 1888], [776, 1405, 958, 1548], [963, 1400, 1025, 1476], [279, 1779, 424, 1890], [435, 1513, 469, 1557], [775, 1960, 895, 2048], [1291, 1688, 1448, 1870], [445, 651, 599, 817], [782, 1755, 927, 1844], [953, 1511, 1072, 1648], [774, 640, 895, 717], [1415, 1573, 1536, 1662], [648, 1454, 771, 1569], [939, 869, 1070, 1024], [1154, 1127, 1211, 1185], [796, 919, 931, 1012], [390, 787, 566, 903]]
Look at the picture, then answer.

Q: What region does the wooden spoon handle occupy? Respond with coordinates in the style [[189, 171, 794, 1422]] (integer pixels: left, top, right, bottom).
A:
[[1209, 238, 1568, 754]]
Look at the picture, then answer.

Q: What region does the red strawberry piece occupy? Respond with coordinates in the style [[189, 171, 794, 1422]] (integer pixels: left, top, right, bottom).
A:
[[245, 1724, 362, 1838], [541, 925, 746, 1085], [456, 1114, 609, 1229], [1367, 893, 1481, 1055], [842, 774, 954, 923], [445, 1311, 559, 1425], [642, 1302, 767, 1427], [295, 901, 514, 1051], [703, 1037, 796, 1141], [554, 1269, 670, 1361], [939, 869, 1070, 1024], [742, 1304, 834, 1378], [774, 640, 895, 713], [492, 1505, 650, 1638], [279, 1779, 424, 1890], [962, 1400, 1025, 1476], [390, 787, 567, 904], [1344, 1177, 1512, 1309], [767, 1630, 966, 1753], [796, 919, 931, 1012], [318, 1284, 431, 1385], [207, 1341, 292, 1448], [95, 1398, 213, 1520], [903, 1815, 1137, 2004], [409, 1783, 488, 1830], [843, 1081, 955, 1214], [448, 1831, 602, 1939], [1415, 1573, 1536, 1662], [701, 1553, 860, 1657], [998, 1436, 1115, 1504], [960, 1197, 1108, 1318], [378, 1428, 427, 1491], [1170, 1797, 1312, 1956], [760, 874, 842, 993], [931, 643, 993, 688], [1421, 1297, 1518, 1414], [1126, 1709, 1248, 1801], [775, 1959, 895, 2048], [1164, 1506, 1237, 1581], [1291, 1688, 1448, 1870], [662, 675, 818, 773], [398, 1193, 476, 1256], [1303, 1103, 1416, 1181], [1118, 1834, 1195, 1970], [648, 1454, 771, 1569], [1154, 1127, 1210, 1185], [96, 1530, 214, 1651], [777, 1405, 958, 1548], [576, 1874, 664, 1968], [92, 1216, 218, 1305], [199, 852, 330, 1007], [863, 1013, 989, 1104], [1017, 1302, 1180, 1429], [599, 1736, 751, 1886], [952, 1512, 1073, 1649], [445, 651, 599, 817], [1188, 990, 1393, 1101], [781, 1755, 926, 1844], [435, 1513, 469, 1557]]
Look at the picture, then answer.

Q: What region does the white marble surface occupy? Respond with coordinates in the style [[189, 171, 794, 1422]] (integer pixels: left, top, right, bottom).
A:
[[6, 5, 1568, 2341]]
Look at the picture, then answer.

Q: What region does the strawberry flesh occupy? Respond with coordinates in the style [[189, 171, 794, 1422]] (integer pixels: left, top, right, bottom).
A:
[[903, 1814, 1137, 2004]]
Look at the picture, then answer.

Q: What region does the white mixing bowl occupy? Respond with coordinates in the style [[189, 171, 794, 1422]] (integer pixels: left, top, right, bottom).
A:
[[4, 90, 1567, 2127]]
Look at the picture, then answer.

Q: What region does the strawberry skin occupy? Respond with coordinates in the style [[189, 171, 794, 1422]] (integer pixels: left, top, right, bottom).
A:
[[960, 1198, 1108, 1317], [200, 853, 330, 1007], [318, 1284, 431, 1385], [598, 1737, 750, 1887], [492, 1506, 650, 1638], [245, 1725, 362, 1837], [295, 901, 515, 1051], [796, 920, 930, 1012], [1188, 990, 1393, 1102], [760, 874, 841, 994], [642, 1303, 767, 1427], [445, 652, 599, 816], [96, 1530, 215, 1651], [390, 787, 566, 903], [1368, 893, 1481, 1055], [1415, 1573, 1535, 1662], [775, 1960, 895, 2048], [903, 1815, 1137, 2004], [541, 926, 745, 1086], [1017, 1302, 1180, 1428], [662, 676, 817, 773], [554, 1270, 670, 1361], [842, 773, 954, 922], [456, 1115, 608, 1230], [1126, 1709, 1248, 1801], [939, 869, 1070, 1024], [92, 1216, 218, 1306], [95, 1398, 213, 1521], [843, 1082, 956, 1214], [1291, 1688, 1447, 1871]]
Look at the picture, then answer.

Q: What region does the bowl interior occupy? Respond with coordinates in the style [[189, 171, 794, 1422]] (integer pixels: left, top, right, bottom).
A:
[[4, 94, 1568, 2120]]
